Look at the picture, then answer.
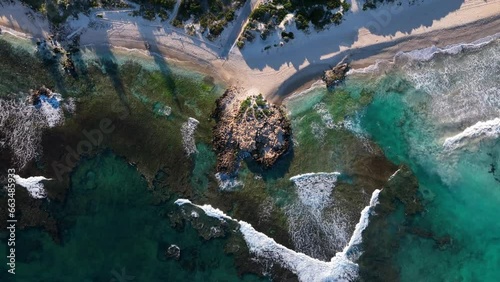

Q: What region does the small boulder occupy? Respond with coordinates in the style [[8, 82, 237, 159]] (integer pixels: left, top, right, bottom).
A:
[[322, 63, 349, 88], [165, 244, 181, 260]]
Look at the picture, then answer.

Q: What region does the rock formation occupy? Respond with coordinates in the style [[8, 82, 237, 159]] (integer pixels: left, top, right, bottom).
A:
[[322, 63, 349, 88], [212, 88, 291, 175], [166, 244, 181, 260]]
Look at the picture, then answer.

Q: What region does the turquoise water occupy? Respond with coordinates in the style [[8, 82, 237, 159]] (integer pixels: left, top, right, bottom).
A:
[[282, 39, 500, 281], [1, 31, 499, 281], [350, 42, 500, 281], [0, 152, 263, 281]]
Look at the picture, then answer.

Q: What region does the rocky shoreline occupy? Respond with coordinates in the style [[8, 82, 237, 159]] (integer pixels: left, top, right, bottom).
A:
[[212, 88, 292, 176]]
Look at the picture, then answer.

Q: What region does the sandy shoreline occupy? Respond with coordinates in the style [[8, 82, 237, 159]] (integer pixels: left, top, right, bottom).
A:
[[273, 16, 500, 102], [1, 0, 499, 101]]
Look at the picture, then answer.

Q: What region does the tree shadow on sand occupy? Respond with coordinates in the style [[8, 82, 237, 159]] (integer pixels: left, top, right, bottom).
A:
[[238, 0, 465, 72], [136, 23, 183, 111]]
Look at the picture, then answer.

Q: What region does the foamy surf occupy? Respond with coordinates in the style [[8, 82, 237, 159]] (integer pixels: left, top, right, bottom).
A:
[[398, 33, 500, 62], [443, 118, 500, 151], [175, 188, 381, 282], [287, 172, 349, 259], [181, 117, 200, 156], [290, 172, 340, 209], [0, 92, 69, 168], [342, 189, 380, 261], [13, 175, 50, 199], [214, 172, 243, 191], [348, 33, 500, 75], [39, 93, 64, 128]]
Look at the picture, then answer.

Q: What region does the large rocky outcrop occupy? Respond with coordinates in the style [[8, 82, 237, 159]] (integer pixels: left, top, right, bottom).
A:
[[212, 88, 291, 175]]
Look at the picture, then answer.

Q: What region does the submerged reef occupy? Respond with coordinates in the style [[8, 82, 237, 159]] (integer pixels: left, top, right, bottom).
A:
[[212, 88, 292, 175], [358, 165, 424, 281]]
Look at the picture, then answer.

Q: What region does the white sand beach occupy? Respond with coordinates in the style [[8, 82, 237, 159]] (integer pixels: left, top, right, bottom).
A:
[[1, 0, 499, 100]]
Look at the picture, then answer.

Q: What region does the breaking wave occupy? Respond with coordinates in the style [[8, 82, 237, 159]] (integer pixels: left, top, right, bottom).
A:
[[13, 175, 50, 199], [396, 33, 500, 62], [443, 118, 500, 151], [286, 172, 350, 260], [349, 33, 500, 75], [0, 93, 70, 168], [175, 188, 381, 282]]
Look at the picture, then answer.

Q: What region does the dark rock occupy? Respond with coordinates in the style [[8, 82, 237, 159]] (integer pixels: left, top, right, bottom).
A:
[[165, 244, 181, 260], [322, 63, 349, 88], [212, 88, 292, 175]]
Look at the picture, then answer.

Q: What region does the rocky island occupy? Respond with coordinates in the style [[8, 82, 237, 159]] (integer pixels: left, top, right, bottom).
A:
[[322, 63, 349, 89], [212, 88, 291, 175]]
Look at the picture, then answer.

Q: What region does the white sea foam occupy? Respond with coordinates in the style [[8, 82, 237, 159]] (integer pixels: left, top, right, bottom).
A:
[[388, 168, 402, 181], [347, 59, 391, 75], [343, 113, 366, 137], [238, 220, 358, 282], [175, 189, 381, 282], [400, 38, 500, 137], [287, 172, 348, 259], [214, 172, 243, 191], [285, 201, 350, 260], [181, 117, 199, 155], [398, 33, 500, 62], [0, 92, 69, 168], [310, 121, 326, 141], [313, 102, 339, 129], [290, 172, 340, 210], [349, 33, 500, 75], [61, 97, 77, 114], [342, 189, 380, 261], [174, 199, 231, 221], [13, 175, 50, 199], [443, 118, 500, 151], [0, 99, 44, 168], [39, 94, 64, 128]]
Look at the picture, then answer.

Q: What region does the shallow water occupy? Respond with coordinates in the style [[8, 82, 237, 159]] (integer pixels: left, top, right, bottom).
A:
[[349, 40, 500, 281], [0, 152, 264, 281]]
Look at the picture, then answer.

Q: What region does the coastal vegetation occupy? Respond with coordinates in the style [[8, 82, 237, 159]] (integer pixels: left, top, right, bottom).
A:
[[12, 0, 130, 25], [362, 0, 398, 10], [130, 0, 177, 21], [239, 0, 350, 47], [172, 0, 245, 39], [212, 90, 291, 174], [11, 0, 245, 39]]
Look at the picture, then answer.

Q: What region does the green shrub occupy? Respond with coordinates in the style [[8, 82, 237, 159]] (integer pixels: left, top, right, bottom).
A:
[[250, 4, 275, 22], [326, 0, 342, 9], [281, 31, 295, 39], [341, 1, 351, 12], [276, 8, 289, 23], [210, 23, 225, 36], [239, 98, 252, 114], [331, 12, 342, 25], [309, 7, 325, 27], [171, 18, 183, 27], [295, 14, 309, 30], [256, 95, 267, 107], [225, 10, 235, 22]]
